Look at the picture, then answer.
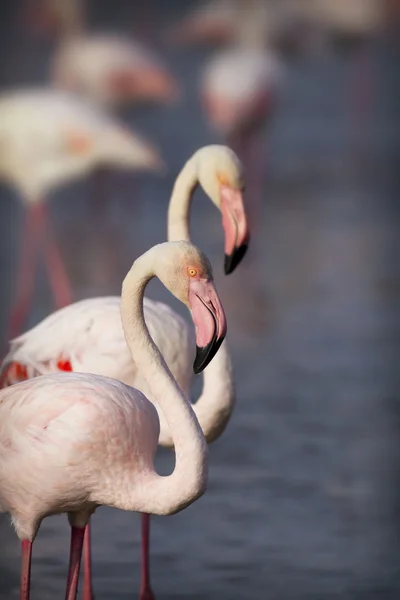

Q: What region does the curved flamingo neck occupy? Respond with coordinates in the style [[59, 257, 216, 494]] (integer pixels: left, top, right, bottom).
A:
[[119, 245, 208, 515], [167, 156, 199, 243], [159, 339, 235, 447], [164, 155, 235, 448]]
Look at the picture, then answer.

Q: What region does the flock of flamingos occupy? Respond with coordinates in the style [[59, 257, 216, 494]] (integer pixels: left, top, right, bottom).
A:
[[0, 0, 387, 599]]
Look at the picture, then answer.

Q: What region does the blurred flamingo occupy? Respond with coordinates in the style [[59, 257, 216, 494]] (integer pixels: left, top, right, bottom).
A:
[[21, 0, 180, 108], [200, 5, 284, 226], [0, 88, 162, 342], [168, 0, 240, 47], [0, 145, 249, 600], [0, 240, 226, 600]]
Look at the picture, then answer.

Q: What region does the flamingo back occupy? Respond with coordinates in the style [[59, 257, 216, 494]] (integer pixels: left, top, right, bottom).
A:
[[52, 35, 173, 107], [0, 296, 194, 401], [0, 89, 161, 201]]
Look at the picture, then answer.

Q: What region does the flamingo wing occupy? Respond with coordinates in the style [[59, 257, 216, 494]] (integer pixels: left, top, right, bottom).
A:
[[0, 297, 195, 397]]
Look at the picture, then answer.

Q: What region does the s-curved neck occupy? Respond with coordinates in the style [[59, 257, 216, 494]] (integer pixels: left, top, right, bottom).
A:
[[167, 155, 199, 243], [119, 247, 208, 515], [159, 340, 235, 447], [163, 156, 235, 448]]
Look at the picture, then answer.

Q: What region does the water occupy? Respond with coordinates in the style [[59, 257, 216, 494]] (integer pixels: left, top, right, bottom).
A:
[[0, 2, 399, 598]]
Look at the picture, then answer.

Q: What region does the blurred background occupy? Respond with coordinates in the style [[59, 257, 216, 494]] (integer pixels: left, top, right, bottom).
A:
[[0, 0, 399, 598]]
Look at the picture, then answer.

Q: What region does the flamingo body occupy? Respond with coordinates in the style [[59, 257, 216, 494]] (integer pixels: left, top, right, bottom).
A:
[[0, 88, 162, 341], [1, 297, 194, 405], [0, 89, 161, 202], [202, 48, 283, 138], [0, 372, 160, 541], [52, 35, 179, 107]]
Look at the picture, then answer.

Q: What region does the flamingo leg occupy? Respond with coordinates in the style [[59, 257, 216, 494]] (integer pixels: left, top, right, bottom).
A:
[[37, 204, 73, 309], [20, 539, 32, 600], [6, 205, 44, 341], [139, 514, 155, 600], [65, 526, 85, 600], [82, 523, 95, 600]]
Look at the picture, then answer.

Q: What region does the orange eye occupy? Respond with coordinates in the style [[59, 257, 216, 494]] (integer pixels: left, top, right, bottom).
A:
[[188, 268, 197, 277], [217, 173, 229, 186]]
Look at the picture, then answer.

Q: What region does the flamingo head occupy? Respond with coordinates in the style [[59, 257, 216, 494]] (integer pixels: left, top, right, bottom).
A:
[[108, 67, 181, 106], [155, 241, 227, 374], [195, 145, 250, 275], [101, 126, 165, 174]]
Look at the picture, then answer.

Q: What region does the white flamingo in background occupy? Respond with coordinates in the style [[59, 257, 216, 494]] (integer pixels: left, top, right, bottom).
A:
[[0, 145, 249, 600], [22, 0, 180, 108], [0, 88, 162, 342], [0, 240, 227, 600], [201, 7, 284, 226]]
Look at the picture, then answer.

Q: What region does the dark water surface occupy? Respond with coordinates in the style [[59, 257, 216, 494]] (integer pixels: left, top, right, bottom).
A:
[[0, 2, 399, 598]]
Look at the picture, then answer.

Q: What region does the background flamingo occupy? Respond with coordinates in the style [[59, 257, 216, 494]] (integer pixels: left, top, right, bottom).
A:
[[0, 240, 226, 600], [21, 0, 180, 109], [200, 14, 284, 228], [0, 88, 162, 342], [0, 144, 248, 600]]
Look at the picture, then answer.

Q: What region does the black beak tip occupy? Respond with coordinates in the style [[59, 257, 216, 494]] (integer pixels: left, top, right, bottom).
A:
[[193, 336, 225, 374], [224, 244, 249, 275]]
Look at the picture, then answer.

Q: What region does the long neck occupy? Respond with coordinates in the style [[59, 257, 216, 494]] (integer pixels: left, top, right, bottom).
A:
[[166, 158, 235, 447], [159, 340, 235, 447], [119, 253, 208, 515], [167, 157, 198, 242]]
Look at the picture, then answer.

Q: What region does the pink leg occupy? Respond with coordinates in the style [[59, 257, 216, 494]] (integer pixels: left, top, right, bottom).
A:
[[82, 523, 95, 600], [37, 204, 73, 309], [65, 526, 85, 600], [20, 539, 32, 600], [139, 514, 155, 600], [6, 205, 43, 341]]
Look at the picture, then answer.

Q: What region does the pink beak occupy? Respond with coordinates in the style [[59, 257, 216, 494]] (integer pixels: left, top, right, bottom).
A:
[[220, 185, 250, 274], [188, 278, 227, 374]]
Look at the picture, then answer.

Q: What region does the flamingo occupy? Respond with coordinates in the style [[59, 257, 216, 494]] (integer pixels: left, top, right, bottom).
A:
[[200, 13, 284, 226], [0, 240, 227, 600], [0, 145, 249, 600], [0, 88, 162, 342], [22, 0, 180, 108]]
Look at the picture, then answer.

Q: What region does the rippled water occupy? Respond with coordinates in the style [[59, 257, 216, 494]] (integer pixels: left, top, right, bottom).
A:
[[0, 2, 399, 599]]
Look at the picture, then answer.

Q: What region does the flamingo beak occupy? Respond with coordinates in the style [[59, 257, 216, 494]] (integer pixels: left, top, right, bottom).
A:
[[188, 278, 227, 374], [220, 185, 250, 274]]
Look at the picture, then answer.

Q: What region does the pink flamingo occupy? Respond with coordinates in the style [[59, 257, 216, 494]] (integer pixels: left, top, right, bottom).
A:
[[0, 240, 227, 600], [0, 88, 162, 342], [1, 145, 249, 600], [21, 0, 180, 108], [201, 40, 284, 227]]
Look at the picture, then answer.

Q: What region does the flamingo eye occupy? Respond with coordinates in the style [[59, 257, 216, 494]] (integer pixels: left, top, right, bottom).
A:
[[217, 173, 230, 186], [188, 268, 197, 277]]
